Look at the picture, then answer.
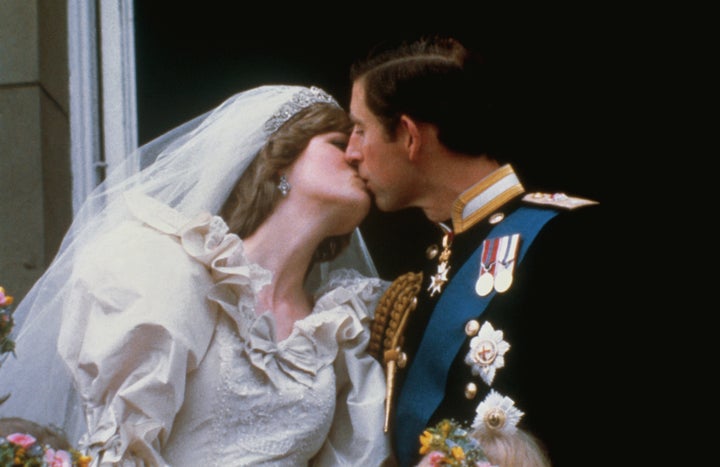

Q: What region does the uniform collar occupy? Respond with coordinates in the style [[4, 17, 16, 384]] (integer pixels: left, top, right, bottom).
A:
[[450, 164, 525, 234]]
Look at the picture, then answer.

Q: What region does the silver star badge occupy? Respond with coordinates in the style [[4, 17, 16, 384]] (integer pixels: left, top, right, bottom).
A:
[[464, 321, 510, 386], [428, 261, 450, 296]]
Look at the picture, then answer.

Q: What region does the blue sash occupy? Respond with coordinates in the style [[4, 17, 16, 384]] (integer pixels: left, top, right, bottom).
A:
[[395, 206, 559, 466]]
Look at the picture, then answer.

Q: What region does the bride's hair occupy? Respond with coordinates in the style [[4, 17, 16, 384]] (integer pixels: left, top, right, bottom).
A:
[[220, 102, 354, 263]]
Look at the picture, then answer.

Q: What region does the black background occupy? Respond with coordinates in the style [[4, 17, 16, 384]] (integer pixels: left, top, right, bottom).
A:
[[133, 4, 623, 280]]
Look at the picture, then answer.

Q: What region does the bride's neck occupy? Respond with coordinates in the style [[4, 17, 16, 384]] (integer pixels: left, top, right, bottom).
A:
[[242, 214, 320, 284], [242, 214, 322, 339]]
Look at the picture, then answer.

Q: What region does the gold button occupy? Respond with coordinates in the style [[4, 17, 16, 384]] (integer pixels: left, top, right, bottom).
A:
[[464, 382, 477, 399], [426, 244, 439, 259], [465, 319, 480, 336], [484, 407, 506, 430], [489, 212, 505, 224], [397, 352, 408, 368]]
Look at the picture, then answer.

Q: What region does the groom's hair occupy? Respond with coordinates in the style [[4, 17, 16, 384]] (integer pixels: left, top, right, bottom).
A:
[[350, 35, 504, 160]]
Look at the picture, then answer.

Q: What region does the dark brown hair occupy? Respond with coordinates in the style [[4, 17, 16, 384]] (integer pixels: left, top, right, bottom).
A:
[[220, 102, 353, 263], [350, 35, 500, 157]]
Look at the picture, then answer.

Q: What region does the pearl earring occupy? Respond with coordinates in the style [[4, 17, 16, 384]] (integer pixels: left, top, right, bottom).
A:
[[277, 175, 291, 196]]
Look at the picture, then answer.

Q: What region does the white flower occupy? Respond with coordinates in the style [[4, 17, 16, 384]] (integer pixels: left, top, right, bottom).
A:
[[472, 389, 524, 435], [464, 321, 510, 386]]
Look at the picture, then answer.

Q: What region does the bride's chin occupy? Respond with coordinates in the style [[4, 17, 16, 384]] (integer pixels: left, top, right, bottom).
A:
[[336, 199, 370, 232], [356, 197, 371, 218]]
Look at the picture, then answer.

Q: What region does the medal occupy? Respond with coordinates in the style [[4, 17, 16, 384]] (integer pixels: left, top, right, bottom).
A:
[[475, 238, 498, 297], [493, 233, 520, 294], [476, 233, 521, 296], [427, 223, 453, 297], [493, 267, 513, 293], [428, 262, 450, 297], [475, 272, 494, 296]]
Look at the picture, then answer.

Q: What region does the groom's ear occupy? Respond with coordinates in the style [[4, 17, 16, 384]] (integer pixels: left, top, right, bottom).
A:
[[399, 115, 422, 162]]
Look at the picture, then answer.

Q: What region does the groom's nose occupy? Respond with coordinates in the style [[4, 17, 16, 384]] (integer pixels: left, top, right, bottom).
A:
[[345, 135, 362, 165]]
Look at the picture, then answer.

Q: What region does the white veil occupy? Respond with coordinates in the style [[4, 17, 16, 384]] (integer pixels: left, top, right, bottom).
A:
[[0, 85, 377, 444]]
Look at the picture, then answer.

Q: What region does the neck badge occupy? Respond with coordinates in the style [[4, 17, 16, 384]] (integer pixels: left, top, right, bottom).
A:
[[427, 223, 453, 297]]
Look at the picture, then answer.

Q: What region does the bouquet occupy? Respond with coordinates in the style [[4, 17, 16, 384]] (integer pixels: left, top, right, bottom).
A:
[[0, 286, 92, 466], [418, 419, 496, 467], [1, 286, 16, 406], [0, 432, 91, 467], [1, 286, 14, 357]]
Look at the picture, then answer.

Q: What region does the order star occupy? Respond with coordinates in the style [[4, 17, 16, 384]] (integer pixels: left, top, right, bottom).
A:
[[428, 262, 450, 296]]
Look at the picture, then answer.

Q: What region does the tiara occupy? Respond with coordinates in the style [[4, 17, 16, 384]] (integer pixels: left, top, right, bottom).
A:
[[264, 86, 339, 133]]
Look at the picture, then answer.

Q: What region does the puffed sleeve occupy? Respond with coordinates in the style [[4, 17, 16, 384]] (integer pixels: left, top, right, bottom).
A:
[[58, 220, 218, 466], [310, 270, 393, 466]]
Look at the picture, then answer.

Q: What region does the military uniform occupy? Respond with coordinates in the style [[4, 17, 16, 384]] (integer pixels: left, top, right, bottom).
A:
[[371, 165, 609, 466]]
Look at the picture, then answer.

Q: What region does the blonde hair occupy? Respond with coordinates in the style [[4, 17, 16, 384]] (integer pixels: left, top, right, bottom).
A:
[[475, 429, 552, 467], [220, 102, 353, 263]]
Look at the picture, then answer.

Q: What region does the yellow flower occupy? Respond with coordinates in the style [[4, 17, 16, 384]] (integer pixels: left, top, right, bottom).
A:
[[418, 418, 490, 466], [14, 446, 25, 464], [439, 419, 452, 436], [419, 430, 433, 454], [0, 286, 13, 306], [451, 445, 465, 461]]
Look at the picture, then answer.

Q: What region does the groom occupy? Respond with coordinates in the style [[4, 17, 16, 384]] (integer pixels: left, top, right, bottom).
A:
[[345, 35, 610, 467]]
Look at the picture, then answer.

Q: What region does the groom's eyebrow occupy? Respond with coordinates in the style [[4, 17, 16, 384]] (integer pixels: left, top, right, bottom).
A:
[[348, 113, 363, 126]]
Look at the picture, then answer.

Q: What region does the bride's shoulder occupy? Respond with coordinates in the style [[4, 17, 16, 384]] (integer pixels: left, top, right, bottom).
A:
[[74, 220, 209, 290], [315, 269, 389, 298], [310, 269, 390, 321]]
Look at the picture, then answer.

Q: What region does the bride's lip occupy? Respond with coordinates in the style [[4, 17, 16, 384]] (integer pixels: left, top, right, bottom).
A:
[[354, 177, 369, 192], [351, 172, 366, 184]]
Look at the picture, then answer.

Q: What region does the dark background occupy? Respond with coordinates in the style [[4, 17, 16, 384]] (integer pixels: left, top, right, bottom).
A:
[[133, 4, 622, 280]]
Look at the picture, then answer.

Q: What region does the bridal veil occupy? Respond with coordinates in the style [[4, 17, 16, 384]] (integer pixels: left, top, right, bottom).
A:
[[0, 85, 378, 445]]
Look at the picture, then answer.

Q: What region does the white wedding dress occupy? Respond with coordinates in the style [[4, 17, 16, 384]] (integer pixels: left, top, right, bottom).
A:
[[57, 194, 391, 466]]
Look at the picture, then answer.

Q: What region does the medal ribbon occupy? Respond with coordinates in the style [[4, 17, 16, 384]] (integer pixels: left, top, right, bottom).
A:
[[494, 234, 520, 278], [498, 234, 519, 269], [480, 237, 498, 274], [394, 206, 559, 467]]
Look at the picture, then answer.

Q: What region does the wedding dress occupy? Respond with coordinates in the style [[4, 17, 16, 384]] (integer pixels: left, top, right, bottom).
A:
[[0, 85, 391, 466], [58, 194, 390, 466]]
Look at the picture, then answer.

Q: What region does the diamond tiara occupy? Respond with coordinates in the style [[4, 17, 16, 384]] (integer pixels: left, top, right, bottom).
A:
[[264, 86, 340, 133]]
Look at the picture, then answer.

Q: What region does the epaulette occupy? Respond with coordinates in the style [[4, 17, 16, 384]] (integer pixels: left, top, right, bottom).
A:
[[369, 271, 423, 432], [522, 191, 598, 210]]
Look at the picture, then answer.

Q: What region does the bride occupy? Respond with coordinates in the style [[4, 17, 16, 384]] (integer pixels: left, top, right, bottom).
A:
[[0, 85, 391, 466]]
